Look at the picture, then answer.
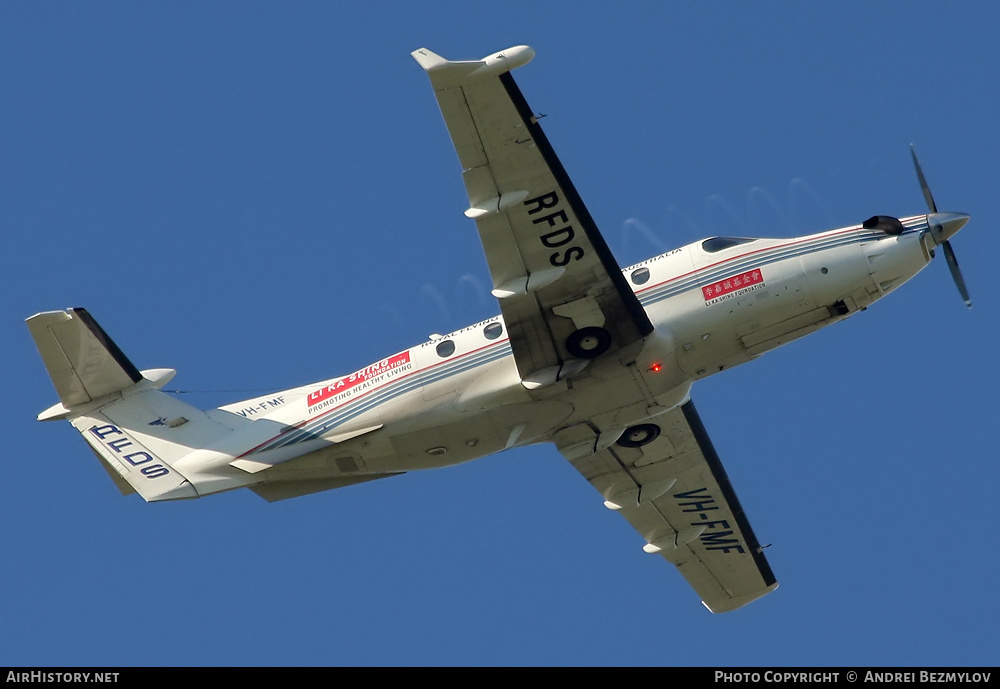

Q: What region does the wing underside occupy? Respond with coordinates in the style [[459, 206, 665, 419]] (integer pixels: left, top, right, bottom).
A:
[[413, 47, 652, 388], [416, 47, 774, 612], [555, 401, 777, 613]]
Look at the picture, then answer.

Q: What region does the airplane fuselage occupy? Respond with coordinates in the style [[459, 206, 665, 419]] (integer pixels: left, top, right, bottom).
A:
[[179, 213, 935, 497]]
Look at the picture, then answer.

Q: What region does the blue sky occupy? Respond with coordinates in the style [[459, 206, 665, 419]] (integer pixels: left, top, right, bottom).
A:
[[3, 2, 998, 667]]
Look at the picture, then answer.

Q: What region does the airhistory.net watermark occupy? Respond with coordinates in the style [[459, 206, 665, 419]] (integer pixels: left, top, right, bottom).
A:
[[5, 672, 118, 683]]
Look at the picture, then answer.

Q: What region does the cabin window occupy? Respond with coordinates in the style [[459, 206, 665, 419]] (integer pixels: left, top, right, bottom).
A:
[[483, 322, 503, 340], [702, 237, 755, 253], [435, 340, 456, 358], [630, 267, 650, 285]]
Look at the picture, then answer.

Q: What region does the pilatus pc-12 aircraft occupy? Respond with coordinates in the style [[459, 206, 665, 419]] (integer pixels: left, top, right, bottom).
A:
[[27, 46, 970, 613]]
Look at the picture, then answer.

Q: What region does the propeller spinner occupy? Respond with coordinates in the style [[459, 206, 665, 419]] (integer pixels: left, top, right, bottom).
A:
[[910, 144, 972, 308]]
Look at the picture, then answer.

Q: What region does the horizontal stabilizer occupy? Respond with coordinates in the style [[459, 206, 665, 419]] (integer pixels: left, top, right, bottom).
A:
[[72, 409, 200, 502], [27, 308, 143, 409]]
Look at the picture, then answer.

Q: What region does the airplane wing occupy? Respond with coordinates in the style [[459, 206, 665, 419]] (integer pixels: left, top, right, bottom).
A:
[[415, 47, 774, 611], [554, 401, 778, 613], [412, 47, 653, 388]]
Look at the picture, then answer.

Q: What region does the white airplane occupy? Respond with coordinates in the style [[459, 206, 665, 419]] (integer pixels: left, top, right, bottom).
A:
[[26, 46, 970, 613]]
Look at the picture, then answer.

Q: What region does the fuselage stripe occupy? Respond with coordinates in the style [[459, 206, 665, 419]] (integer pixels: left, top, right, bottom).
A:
[[250, 218, 928, 453], [249, 342, 513, 454]]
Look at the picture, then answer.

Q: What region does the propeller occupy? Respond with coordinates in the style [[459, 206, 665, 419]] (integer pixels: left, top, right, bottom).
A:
[[910, 144, 972, 308]]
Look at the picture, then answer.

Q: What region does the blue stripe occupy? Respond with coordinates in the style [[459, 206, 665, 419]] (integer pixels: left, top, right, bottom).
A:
[[639, 222, 926, 305], [252, 343, 513, 453]]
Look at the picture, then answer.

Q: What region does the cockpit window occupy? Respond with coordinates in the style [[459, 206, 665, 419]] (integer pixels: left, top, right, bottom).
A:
[[701, 237, 756, 253]]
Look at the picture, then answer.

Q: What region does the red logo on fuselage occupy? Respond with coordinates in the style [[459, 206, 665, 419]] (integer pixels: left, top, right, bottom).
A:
[[702, 269, 765, 305], [307, 352, 411, 407]]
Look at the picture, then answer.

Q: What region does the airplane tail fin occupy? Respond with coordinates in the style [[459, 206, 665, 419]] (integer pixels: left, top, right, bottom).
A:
[[27, 308, 235, 501]]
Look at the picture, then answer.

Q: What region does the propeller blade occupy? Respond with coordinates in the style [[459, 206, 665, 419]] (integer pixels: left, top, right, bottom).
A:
[[910, 144, 938, 214], [941, 240, 972, 308]]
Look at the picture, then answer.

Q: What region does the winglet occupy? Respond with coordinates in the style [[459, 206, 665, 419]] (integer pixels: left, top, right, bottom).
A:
[[410, 47, 453, 72], [411, 46, 535, 87]]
